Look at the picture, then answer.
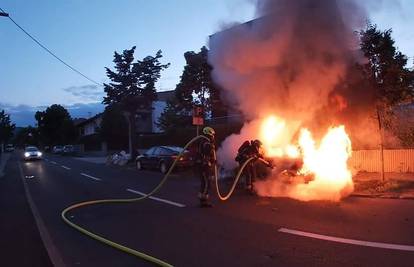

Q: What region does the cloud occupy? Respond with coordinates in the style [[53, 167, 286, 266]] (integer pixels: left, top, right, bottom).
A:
[[0, 102, 104, 127], [62, 84, 104, 102]]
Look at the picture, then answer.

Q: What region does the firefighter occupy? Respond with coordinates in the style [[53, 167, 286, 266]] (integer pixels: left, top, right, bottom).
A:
[[196, 126, 216, 207], [235, 140, 256, 193], [235, 139, 271, 194]]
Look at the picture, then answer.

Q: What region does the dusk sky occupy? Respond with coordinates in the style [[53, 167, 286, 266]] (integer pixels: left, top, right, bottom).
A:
[[1, 0, 413, 126]]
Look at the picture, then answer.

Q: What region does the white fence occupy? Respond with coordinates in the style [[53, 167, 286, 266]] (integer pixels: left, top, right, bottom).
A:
[[349, 149, 414, 173]]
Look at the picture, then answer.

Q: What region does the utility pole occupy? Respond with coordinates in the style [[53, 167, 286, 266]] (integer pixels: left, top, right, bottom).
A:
[[376, 108, 385, 182]]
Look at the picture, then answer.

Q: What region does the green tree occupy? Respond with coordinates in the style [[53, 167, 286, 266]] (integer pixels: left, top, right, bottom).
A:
[[359, 24, 414, 180], [157, 99, 191, 132], [360, 24, 414, 108], [103, 46, 169, 157], [35, 104, 78, 145], [100, 104, 129, 150], [0, 110, 16, 148], [12, 126, 39, 148], [175, 46, 227, 118]]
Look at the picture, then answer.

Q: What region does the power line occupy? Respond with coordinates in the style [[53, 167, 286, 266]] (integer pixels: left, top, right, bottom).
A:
[[0, 7, 101, 86]]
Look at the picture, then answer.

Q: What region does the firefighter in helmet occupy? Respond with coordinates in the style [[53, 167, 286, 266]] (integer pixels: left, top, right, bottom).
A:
[[235, 139, 271, 194], [195, 126, 216, 207]]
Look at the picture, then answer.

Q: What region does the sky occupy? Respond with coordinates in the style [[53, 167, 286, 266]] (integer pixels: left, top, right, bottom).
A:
[[0, 0, 413, 126]]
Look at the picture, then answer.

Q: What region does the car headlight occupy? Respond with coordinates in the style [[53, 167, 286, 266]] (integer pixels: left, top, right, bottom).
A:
[[37, 152, 42, 156], [24, 152, 30, 157]]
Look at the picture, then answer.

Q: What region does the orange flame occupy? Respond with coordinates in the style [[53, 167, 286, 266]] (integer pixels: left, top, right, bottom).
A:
[[258, 115, 353, 201]]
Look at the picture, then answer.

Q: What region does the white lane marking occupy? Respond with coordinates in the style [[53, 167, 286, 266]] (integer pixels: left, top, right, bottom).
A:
[[50, 161, 57, 164], [18, 162, 66, 267], [278, 227, 414, 252], [61, 165, 71, 170], [126, 188, 186, 208], [44, 158, 49, 162], [80, 172, 102, 181]]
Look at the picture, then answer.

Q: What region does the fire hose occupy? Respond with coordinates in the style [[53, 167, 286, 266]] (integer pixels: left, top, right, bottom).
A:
[[61, 135, 261, 267]]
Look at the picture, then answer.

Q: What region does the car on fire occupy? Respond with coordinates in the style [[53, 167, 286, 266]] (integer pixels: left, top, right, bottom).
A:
[[23, 146, 43, 161], [135, 146, 193, 174]]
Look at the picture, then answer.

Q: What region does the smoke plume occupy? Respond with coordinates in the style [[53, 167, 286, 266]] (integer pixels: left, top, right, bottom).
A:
[[208, 0, 379, 169]]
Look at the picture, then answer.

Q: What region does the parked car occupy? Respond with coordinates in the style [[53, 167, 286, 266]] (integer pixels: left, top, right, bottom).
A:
[[62, 145, 76, 155], [135, 146, 193, 173], [5, 144, 14, 152], [23, 146, 42, 161], [52, 145, 64, 154]]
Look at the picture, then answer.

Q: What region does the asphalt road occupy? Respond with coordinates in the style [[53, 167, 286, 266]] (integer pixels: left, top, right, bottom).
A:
[[7, 152, 414, 266]]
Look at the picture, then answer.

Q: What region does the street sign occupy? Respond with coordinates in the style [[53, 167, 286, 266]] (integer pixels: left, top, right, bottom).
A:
[[192, 106, 204, 126]]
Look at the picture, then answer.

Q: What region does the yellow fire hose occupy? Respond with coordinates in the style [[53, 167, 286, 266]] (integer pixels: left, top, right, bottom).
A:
[[61, 135, 258, 266]]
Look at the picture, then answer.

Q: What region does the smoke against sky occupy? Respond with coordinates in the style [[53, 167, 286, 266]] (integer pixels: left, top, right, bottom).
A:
[[210, 0, 366, 121], [209, 0, 374, 170]]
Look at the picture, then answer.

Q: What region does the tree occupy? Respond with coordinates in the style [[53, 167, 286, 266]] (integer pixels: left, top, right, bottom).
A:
[[35, 104, 78, 145], [360, 24, 414, 108], [157, 99, 191, 132], [175, 46, 227, 118], [0, 110, 16, 149], [103, 46, 169, 157], [359, 24, 414, 180], [12, 126, 39, 148], [100, 104, 129, 150]]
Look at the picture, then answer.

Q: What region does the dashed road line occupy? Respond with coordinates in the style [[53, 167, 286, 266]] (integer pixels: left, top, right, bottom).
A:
[[44, 158, 49, 162], [61, 165, 71, 170], [80, 172, 102, 181], [50, 161, 57, 165], [126, 188, 186, 208], [278, 227, 414, 252]]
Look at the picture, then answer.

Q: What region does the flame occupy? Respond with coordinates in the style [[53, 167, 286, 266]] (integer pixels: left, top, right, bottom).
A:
[[260, 116, 299, 158], [257, 115, 354, 201]]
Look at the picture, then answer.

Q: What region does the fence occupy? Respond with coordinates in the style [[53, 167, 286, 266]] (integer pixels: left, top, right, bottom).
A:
[[349, 149, 414, 173]]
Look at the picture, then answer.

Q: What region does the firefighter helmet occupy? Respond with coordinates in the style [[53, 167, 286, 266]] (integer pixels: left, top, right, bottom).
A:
[[252, 139, 262, 148], [202, 127, 215, 137]]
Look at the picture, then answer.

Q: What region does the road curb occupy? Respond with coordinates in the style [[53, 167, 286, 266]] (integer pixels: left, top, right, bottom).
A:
[[351, 193, 414, 200]]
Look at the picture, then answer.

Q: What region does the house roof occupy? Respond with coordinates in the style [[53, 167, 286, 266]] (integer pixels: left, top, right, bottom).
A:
[[75, 113, 103, 128], [157, 90, 175, 102], [73, 118, 87, 126]]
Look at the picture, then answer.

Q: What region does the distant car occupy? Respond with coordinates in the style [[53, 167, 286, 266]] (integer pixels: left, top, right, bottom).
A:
[[5, 144, 14, 152], [23, 146, 42, 161], [135, 146, 193, 174], [52, 145, 64, 154], [62, 145, 75, 155]]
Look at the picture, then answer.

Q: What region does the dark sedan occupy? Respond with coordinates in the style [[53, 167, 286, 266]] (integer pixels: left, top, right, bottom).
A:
[[136, 146, 193, 173]]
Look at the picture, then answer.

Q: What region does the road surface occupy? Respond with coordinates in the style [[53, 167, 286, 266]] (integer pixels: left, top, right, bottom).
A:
[[6, 152, 414, 266]]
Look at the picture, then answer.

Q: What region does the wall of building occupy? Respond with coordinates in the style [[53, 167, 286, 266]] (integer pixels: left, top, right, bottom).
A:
[[81, 116, 102, 136], [152, 101, 167, 133]]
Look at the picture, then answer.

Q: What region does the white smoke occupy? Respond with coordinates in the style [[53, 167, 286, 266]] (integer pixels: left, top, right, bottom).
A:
[[209, 0, 369, 170]]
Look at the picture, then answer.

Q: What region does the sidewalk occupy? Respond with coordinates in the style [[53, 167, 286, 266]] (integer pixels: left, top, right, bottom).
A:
[[353, 171, 414, 199], [0, 155, 53, 266], [74, 156, 107, 164]]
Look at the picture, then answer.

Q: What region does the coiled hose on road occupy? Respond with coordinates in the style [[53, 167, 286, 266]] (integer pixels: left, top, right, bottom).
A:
[[61, 135, 258, 267]]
